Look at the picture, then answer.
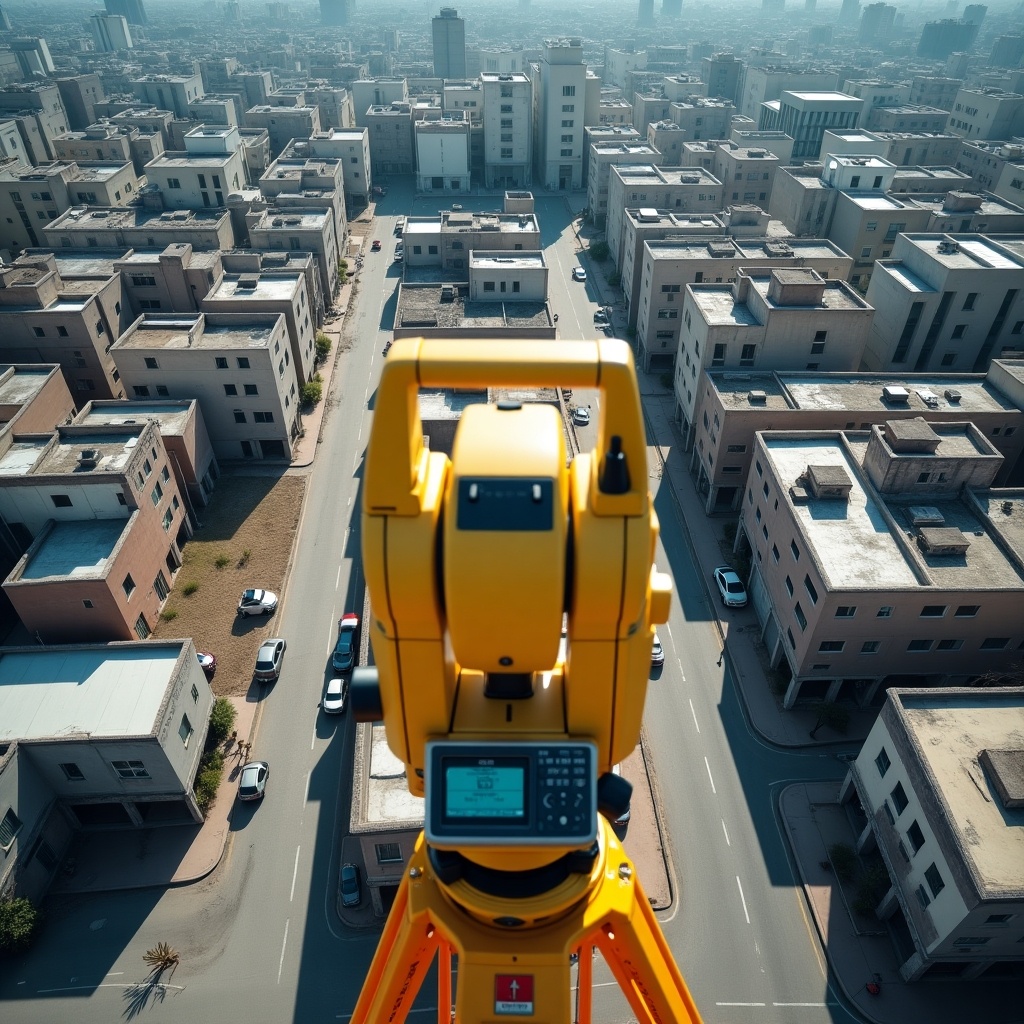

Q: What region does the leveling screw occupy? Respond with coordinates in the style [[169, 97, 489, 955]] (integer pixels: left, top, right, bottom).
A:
[[410, 867, 423, 878], [618, 863, 632, 880]]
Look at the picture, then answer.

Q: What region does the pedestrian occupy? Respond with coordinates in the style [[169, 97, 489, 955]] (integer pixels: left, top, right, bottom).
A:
[[717, 649, 724, 667], [246, 741, 253, 759]]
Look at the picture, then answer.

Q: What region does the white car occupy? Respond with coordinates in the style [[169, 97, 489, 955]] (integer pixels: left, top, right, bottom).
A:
[[713, 566, 748, 608], [238, 588, 278, 617], [650, 631, 664, 667], [237, 761, 269, 801], [572, 267, 587, 282], [572, 407, 591, 427], [322, 677, 348, 714]]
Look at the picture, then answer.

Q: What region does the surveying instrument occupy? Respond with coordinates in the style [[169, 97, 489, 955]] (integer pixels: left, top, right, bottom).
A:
[[351, 338, 703, 1024]]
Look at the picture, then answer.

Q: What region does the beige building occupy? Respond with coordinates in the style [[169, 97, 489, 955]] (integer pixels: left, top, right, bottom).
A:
[[111, 312, 301, 461], [467, 251, 547, 302], [0, 641, 214, 902], [245, 206, 341, 303], [841, 687, 1024, 980], [1, 420, 190, 642], [672, 268, 873, 418], [304, 128, 372, 209], [482, 72, 533, 191], [689, 361, 1024, 514], [257, 152, 347, 245], [44, 205, 235, 253], [132, 73, 204, 119], [364, 102, 415, 175], [714, 143, 780, 209], [874, 131, 962, 168], [586, 143, 661, 228], [244, 104, 321, 157], [947, 88, 1024, 141], [143, 125, 247, 211], [740, 422, 1024, 710]]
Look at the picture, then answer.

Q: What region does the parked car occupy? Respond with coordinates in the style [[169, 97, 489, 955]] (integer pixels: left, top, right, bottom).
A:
[[572, 407, 591, 427], [254, 638, 287, 681], [237, 761, 269, 801], [341, 862, 361, 907], [322, 677, 348, 714], [333, 613, 360, 672], [610, 764, 631, 826], [451, 203, 463, 210], [238, 588, 278, 616], [196, 651, 217, 678], [594, 310, 610, 324], [394, 217, 405, 234], [393, 246, 404, 262], [572, 266, 587, 282], [650, 632, 664, 667], [713, 566, 748, 608], [370, 239, 381, 251]]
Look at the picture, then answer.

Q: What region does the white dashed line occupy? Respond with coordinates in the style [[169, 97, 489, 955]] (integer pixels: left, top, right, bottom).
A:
[[290, 846, 300, 902], [278, 919, 289, 984], [736, 875, 751, 924], [688, 699, 700, 733], [704, 756, 716, 794], [722, 819, 731, 846]]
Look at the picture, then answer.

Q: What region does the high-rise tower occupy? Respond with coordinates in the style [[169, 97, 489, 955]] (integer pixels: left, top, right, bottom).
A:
[[319, 0, 351, 26], [432, 8, 467, 79]]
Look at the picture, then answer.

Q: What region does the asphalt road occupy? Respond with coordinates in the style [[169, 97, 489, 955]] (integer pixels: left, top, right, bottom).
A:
[[0, 185, 861, 1024]]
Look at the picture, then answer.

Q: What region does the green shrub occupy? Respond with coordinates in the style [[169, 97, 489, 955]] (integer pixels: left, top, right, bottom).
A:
[[315, 333, 332, 362], [0, 897, 41, 954], [589, 240, 610, 261], [301, 376, 323, 407], [194, 749, 226, 814], [182, 581, 199, 596], [208, 698, 236, 744], [160, 608, 178, 621], [828, 842, 858, 883], [237, 549, 251, 568], [607, 270, 621, 286], [214, 554, 230, 569]]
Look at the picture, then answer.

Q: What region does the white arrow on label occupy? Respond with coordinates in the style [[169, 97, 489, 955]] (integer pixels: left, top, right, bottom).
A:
[[509, 980, 519, 998]]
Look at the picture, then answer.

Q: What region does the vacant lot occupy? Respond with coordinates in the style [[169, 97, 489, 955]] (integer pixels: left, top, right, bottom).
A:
[[151, 472, 306, 697]]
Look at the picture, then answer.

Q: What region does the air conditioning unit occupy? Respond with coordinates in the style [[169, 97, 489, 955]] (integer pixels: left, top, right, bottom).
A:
[[882, 385, 910, 403], [944, 389, 961, 403]]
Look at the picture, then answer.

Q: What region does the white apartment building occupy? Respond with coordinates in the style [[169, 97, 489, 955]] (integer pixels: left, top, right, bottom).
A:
[[532, 38, 593, 191], [864, 233, 1024, 373], [144, 125, 246, 211], [740, 423, 1023, 709], [350, 79, 408, 128], [132, 74, 204, 119], [760, 91, 864, 160], [467, 251, 547, 303], [415, 115, 470, 194], [714, 144, 780, 208], [305, 128, 372, 208], [841, 687, 1024, 981], [90, 14, 133, 51], [874, 131, 962, 168], [111, 312, 300, 461], [244, 105, 321, 157], [947, 88, 1024, 141], [587, 143, 661, 228], [994, 159, 1024, 207], [672, 268, 872, 425], [481, 73, 532, 190]]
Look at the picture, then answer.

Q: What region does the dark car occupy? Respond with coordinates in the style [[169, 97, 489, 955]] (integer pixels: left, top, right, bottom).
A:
[[332, 614, 359, 672], [254, 638, 287, 681], [341, 863, 361, 907]]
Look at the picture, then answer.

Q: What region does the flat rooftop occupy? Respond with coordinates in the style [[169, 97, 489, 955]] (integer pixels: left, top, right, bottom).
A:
[[749, 276, 869, 311], [33, 430, 144, 475], [0, 439, 47, 475], [470, 253, 544, 270], [76, 401, 192, 435], [19, 518, 127, 582], [0, 367, 52, 409], [116, 318, 279, 351], [207, 272, 301, 303], [395, 285, 548, 331], [441, 212, 538, 233], [49, 207, 226, 231], [691, 289, 760, 326], [896, 689, 1024, 896], [0, 644, 183, 741], [904, 235, 1024, 270], [648, 237, 843, 261], [255, 211, 329, 230], [356, 723, 425, 827]]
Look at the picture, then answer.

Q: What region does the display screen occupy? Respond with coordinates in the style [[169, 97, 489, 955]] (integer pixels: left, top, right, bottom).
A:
[[444, 762, 526, 819]]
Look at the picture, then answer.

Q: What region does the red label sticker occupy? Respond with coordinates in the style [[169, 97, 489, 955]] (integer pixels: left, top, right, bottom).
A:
[[495, 974, 534, 1015]]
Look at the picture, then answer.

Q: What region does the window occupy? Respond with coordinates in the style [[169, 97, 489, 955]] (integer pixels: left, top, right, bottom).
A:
[[244, 383, 258, 397], [860, 247, 872, 259], [803, 576, 818, 604], [955, 605, 979, 617], [818, 640, 845, 652], [810, 342, 825, 355], [224, 384, 237, 396], [560, 149, 573, 157], [790, 540, 800, 561], [178, 713, 194, 747], [861, 640, 880, 654], [122, 573, 136, 599], [133, 385, 150, 398], [60, 762, 85, 781], [33, 326, 45, 338], [51, 494, 73, 508], [877, 605, 893, 618], [134, 613, 150, 640], [0, 808, 22, 849], [936, 638, 963, 652], [794, 602, 807, 630], [233, 410, 246, 423], [237, 357, 250, 369], [920, 605, 946, 618], [483, 281, 495, 292], [874, 748, 891, 777], [151, 483, 163, 506], [962, 293, 977, 311], [772, 544, 780, 562], [562, 86, 576, 97], [740, 344, 756, 366], [253, 411, 274, 423], [908, 639, 933, 652], [907, 820, 925, 852], [162, 508, 173, 531], [836, 606, 856, 618], [951, 324, 966, 339], [167, 178, 180, 189], [111, 759, 150, 779], [727, 444, 746, 453], [985, 914, 1013, 925], [154, 571, 169, 601], [981, 638, 1009, 650], [787, 627, 796, 649], [924, 863, 944, 898], [891, 782, 908, 815], [375, 842, 403, 863], [916, 884, 931, 909], [785, 575, 793, 596]]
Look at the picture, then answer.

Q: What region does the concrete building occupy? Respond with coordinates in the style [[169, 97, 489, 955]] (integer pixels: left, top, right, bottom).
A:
[[259, 150, 347, 245], [955, 140, 1024, 192], [875, 132, 962, 168], [351, 79, 408, 128], [244, 105, 321, 158], [740, 422, 1022, 709], [415, 115, 470, 194], [889, 166, 972, 194], [144, 125, 247, 212], [481, 72, 532, 190], [688, 362, 1024, 514], [841, 687, 1024, 980], [303, 129, 372, 209], [0, 84, 71, 164], [993, 160, 1024, 208], [44, 205, 235, 254], [909, 77, 962, 113], [132, 74, 204, 120], [402, 208, 540, 276], [91, 14, 133, 51], [918, 20, 980, 60], [364, 102, 416, 175], [587, 143, 662, 228], [701, 53, 743, 104], [714, 143, 780, 209], [737, 67, 839, 121], [0, 641, 213, 901], [864, 233, 1024, 374], [432, 8, 466, 80], [671, 267, 872, 414], [245, 205, 340, 302], [947, 89, 1024, 142], [634, 237, 854, 375], [760, 92, 864, 161], [111, 313, 301, 461], [55, 76, 106, 133], [894, 191, 1024, 235], [467, 250, 547, 303], [602, 48, 648, 92], [532, 38, 591, 192], [599, 99, 633, 127], [607, 165, 724, 269]]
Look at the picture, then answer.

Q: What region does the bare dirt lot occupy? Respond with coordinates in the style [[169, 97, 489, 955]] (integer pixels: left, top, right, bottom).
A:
[[151, 471, 306, 697]]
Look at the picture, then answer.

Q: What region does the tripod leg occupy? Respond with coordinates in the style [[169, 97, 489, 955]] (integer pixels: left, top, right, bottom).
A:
[[350, 867, 443, 1024]]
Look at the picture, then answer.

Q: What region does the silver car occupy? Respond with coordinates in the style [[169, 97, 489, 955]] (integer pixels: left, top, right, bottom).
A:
[[254, 638, 286, 681], [238, 588, 278, 617], [237, 761, 269, 801]]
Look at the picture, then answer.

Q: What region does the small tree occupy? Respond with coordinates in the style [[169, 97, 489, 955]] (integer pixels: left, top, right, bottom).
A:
[[208, 698, 236, 744], [589, 240, 610, 261], [827, 842, 858, 883], [314, 332, 332, 363], [0, 896, 41, 954], [809, 701, 850, 739], [301, 374, 324, 407], [143, 941, 180, 978]]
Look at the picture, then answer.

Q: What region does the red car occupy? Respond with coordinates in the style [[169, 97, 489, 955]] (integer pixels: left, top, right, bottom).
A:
[[370, 240, 381, 251], [197, 651, 217, 678]]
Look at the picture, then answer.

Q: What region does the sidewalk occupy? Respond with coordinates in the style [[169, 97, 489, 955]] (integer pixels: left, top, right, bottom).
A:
[[52, 693, 259, 893]]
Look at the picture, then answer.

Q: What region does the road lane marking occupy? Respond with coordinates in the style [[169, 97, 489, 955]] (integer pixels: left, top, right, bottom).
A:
[[336, 565, 341, 590], [774, 1002, 828, 1007], [736, 875, 751, 924], [722, 819, 731, 846], [311, 721, 317, 749], [39, 983, 185, 993], [304, 770, 311, 804], [688, 699, 700, 733], [278, 918, 289, 984], [290, 846, 301, 902], [105, 972, 123, 976], [717, 1003, 766, 1007], [704, 756, 716, 794]]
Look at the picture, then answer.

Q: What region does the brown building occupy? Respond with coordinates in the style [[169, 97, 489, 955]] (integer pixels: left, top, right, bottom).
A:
[[739, 420, 1024, 710], [1, 420, 190, 642]]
